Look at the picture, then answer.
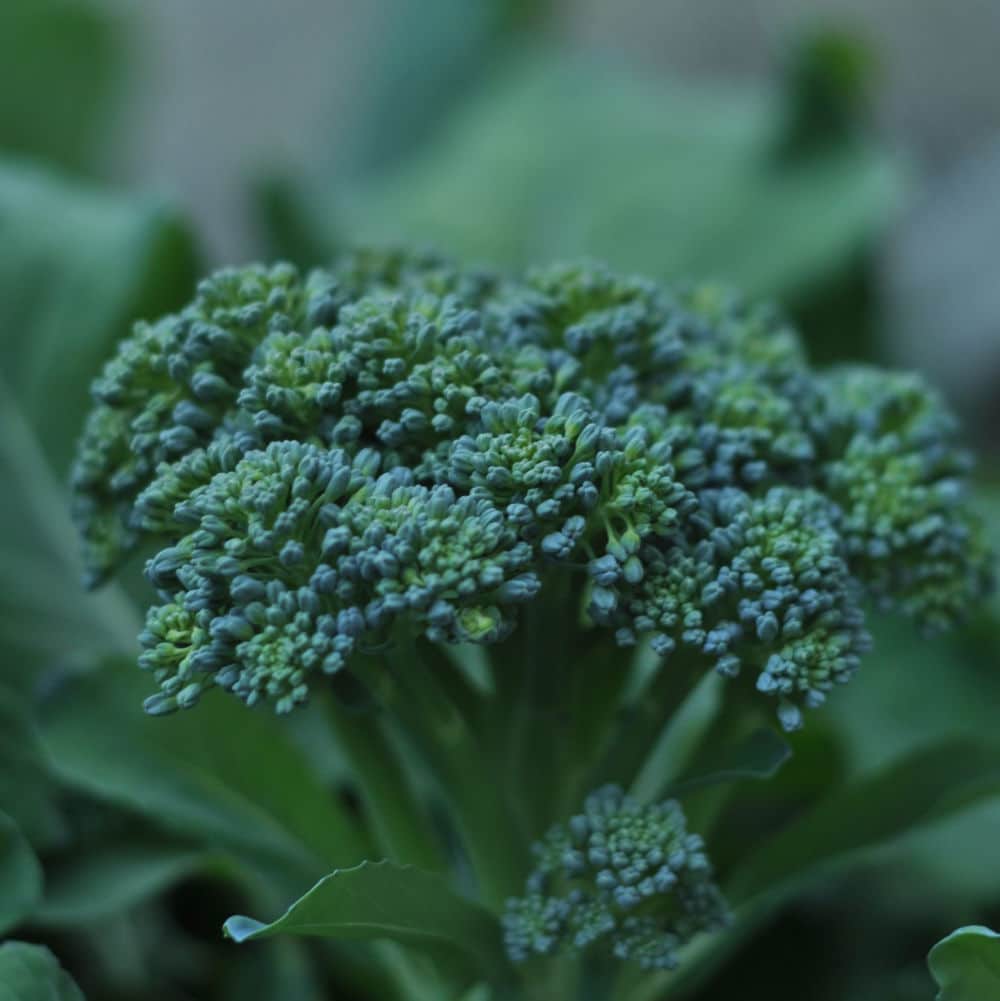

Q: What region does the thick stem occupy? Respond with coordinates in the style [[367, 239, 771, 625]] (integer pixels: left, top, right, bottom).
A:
[[576, 955, 619, 1001], [497, 572, 576, 836], [370, 640, 531, 909], [676, 692, 766, 837], [323, 693, 447, 873], [587, 646, 706, 794], [488, 570, 638, 838]]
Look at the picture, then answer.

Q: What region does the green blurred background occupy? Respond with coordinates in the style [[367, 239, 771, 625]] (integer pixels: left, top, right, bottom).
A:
[[27, 0, 997, 432], [2, 1, 999, 999]]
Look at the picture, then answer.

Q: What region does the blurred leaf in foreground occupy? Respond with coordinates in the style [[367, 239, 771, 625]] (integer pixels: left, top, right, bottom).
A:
[[0, 812, 42, 937], [0, 941, 85, 1000], [929, 926, 1000, 1001]]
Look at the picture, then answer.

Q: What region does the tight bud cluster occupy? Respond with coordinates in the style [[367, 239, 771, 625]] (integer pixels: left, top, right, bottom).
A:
[[72, 251, 991, 726], [503, 786, 729, 969]]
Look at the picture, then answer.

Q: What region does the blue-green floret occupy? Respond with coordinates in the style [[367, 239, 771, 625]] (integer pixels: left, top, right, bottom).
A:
[[236, 293, 517, 459], [132, 440, 247, 536], [593, 487, 869, 730], [71, 254, 490, 584], [503, 786, 729, 970], [328, 244, 500, 305], [137, 439, 538, 713], [815, 368, 992, 630], [71, 263, 331, 582], [446, 393, 695, 557], [72, 251, 991, 723]]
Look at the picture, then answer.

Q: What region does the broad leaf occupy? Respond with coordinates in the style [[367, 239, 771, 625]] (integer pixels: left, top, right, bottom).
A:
[[40, 662, 371, 886], [0, 812, 42, 936], [224, 860, 510, 983], [0, 162, 198, 688], [278, 50, 902, 299], [0, 943, 85, 1001], [0, 389, 140, 685], [727, 739, 1000, 905], [929, 926, 1000, 1001]]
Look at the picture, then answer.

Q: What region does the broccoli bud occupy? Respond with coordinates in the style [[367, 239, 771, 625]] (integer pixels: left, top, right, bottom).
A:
[[503, 786, 729, 970]]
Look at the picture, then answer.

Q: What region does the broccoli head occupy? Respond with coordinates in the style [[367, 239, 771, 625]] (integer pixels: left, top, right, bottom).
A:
[[71, 251, 992, 729]]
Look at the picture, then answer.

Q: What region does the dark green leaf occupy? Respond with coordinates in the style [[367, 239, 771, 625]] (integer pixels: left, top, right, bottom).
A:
[[39, 662, 370, 886], [929, 926, 1000, 1001], [727, 739, 1000, 905], [0, 388, 140, 686], [223, 860, 510, 983], [0, 686, 63, 845], [0, 942, 85, 1001], [0, 812, 42, 936], [35, 844, 211, 927]]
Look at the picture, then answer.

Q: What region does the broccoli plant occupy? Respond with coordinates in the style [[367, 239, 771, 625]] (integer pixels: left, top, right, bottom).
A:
[[67, 248, 992, 1000]]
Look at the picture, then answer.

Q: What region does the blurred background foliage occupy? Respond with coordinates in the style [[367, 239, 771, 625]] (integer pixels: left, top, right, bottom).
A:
[[1, 1, 999, 999]]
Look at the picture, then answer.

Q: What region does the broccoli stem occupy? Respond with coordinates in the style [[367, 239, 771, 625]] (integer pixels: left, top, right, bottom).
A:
[[486, 569, 638, 840], [490, 570, 577, 838], [575, 954, 619, 1001], [322, 692, 447, 873], [588, 646, 707, 793], [370, 639, 531, 909]]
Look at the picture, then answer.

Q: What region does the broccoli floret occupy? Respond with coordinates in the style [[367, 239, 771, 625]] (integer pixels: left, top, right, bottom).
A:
[[503, 786, 729, 970], [71, 263, 326, 582], [815, 368, 992, 630], [591, 486, 870, 731], [329, 244, 501, 304], [137, 439, 541, 713], [71, 257, 487, 584], [72, 250, 991, 728], [236, 294, 513, 458]]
